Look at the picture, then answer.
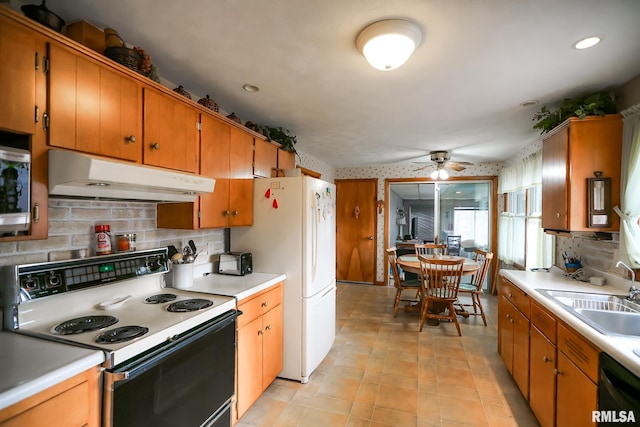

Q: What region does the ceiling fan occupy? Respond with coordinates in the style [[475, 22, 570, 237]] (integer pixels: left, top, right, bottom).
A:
[[412, 151, 473, 178]]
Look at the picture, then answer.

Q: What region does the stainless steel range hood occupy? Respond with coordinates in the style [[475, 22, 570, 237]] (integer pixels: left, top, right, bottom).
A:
[[48, 150, 215, 202]]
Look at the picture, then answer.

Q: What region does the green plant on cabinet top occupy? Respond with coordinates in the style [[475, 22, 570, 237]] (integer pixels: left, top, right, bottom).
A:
[[532, 91, 618, 134]]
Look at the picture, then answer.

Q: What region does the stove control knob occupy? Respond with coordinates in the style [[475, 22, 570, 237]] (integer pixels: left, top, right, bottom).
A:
[[46, 274, 61, 288], [22, 278, 38, 290]]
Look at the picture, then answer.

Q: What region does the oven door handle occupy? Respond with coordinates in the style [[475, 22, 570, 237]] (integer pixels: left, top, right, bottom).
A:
[[105, 309, 241, 384]]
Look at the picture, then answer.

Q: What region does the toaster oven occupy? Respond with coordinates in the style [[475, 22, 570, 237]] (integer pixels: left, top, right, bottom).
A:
[[218, 252, 252, 276]]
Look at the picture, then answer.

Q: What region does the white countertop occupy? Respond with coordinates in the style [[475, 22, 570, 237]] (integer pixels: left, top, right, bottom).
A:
[[0, 332, 104, 411], [501, 267, 640, 377], [181, 272, 287, 301]]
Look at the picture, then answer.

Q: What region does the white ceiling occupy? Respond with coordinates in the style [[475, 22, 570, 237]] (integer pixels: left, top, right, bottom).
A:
[[20, 0, 640, 168]]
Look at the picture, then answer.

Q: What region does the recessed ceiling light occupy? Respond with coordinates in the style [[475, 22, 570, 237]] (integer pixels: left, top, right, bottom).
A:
[[242, 84, 260, 92], [520, 100, 539, 107], [572, 36, 602, 50]]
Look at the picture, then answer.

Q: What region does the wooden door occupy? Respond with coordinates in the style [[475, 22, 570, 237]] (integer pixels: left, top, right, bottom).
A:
[[143, 88, 198, 173], [498, 296, 514, 373], [0, 17, 38, 134], [261, 304, 283, 390], [200, 114, 230, 228], [529, 326, 556, 427], [236, 316, 263, 419], [513, 307, 530, 399], [556, 352, 597, 427], [253, 138, 277, 178], [277, 149, 296, 176], [336, 179, 377, 283], [542, 127, 569, 230]]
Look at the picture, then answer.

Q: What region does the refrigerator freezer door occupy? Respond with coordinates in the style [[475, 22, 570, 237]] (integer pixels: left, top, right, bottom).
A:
[[301, 282, 336, 383], [302, 177, 336, 298]]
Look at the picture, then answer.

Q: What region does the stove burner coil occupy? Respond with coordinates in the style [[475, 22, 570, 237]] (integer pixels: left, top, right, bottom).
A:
[[144, 293, 177, 304], [53, 315, 118, 335], [167, 298, 213, 312], [95, 325, 149, 344]]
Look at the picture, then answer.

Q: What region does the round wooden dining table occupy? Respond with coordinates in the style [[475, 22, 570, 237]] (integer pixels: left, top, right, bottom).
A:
[[397, 254, 479, 276]]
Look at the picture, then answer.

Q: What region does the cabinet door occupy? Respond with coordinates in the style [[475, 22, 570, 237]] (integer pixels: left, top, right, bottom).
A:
[[556, 352, 597, 427], [529, 326, 556, 427], [277, 149, 296, 173], [541, 127, 569, 230], [498, 295, 514, 373], [199, 114, 231, 228], [0, 17, 38, 134], [512, 306, 530, 399], [262, 304, 283, 390], [229, 127, 254, 178], [236, 316, 264, 419], [229, 179, 253, 227], [253, 138, 277, 178], [143, 88, 199, 173], [48, 43, 142, 161]]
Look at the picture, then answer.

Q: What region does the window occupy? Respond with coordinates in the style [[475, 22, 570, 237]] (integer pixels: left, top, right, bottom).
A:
[[499, 152, 554, 269]]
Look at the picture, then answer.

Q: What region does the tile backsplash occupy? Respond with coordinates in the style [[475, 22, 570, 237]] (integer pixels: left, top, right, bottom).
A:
[[0, 198, 226, 266]]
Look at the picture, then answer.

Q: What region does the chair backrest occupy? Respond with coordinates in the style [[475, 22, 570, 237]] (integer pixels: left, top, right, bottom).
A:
[[417, 255, 464, 300], [472, 249, 494, 291], [446, 235, 462, 255], [415, 243, 447, 256], [386, 246, 402, 289]]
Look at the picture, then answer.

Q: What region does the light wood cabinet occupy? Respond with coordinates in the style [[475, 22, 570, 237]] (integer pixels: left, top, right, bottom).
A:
[[498, 277, 530, 399], [0, 10, 48, 241], [556, 351, 598, 427], [143, 87, 198, 172], [0, 366, 101, 427], [156, 114, 254, 229], [274, 148, 296, 177], [529, 301, 557, 427], [0, 16, 40, 134], [253, 138, 277, 178], [47, 42, 142, 162], [541, 115, 622, 232], [236, 283, 283, 421]]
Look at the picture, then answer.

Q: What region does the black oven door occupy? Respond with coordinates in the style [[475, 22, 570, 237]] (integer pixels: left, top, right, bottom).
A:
[[104, 310, 240, 427]]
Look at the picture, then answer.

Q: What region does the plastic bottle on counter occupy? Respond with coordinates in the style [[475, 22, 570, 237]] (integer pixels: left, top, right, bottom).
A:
[[95, 224, 112, 255]]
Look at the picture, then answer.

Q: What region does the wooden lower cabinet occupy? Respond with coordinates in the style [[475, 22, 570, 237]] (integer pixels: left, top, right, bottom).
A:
[[529, 326, 556, 427], [556, 352, 598, 427], [0, 366, 100, 427], [235, 283, 283, 421]]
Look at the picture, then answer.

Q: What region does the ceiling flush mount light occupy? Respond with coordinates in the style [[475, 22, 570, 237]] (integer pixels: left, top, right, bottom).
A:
[[356, 19, 422, 71], [572, 35, 602, 50], [242, 84, 260, 92]]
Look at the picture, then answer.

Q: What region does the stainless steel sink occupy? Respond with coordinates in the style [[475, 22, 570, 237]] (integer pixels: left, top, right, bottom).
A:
[[537, 289, 640, 337]]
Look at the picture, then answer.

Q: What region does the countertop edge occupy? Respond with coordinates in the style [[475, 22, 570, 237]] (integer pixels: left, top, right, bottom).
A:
[[500, 268, 640, 378], [188, 272, 287, 301]]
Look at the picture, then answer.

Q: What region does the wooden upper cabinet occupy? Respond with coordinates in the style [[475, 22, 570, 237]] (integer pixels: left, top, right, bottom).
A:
[[253, 138, 277, 178], [143, 87, 199, 173], [541, 115, 622, 232], [199, 114, 231, 229], [0, 15, 40, 134], [277, 148, 296, 175], [229, 127, 254, 179], [47, 43, 142, 162]]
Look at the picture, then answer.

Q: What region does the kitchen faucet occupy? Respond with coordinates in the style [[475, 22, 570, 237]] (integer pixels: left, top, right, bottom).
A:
[[616, 261, 639, 301]]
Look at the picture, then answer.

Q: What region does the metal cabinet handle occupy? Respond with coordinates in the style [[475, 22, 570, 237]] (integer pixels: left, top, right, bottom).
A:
[[542, 356, 551, 363], [508, 293, 513, 298], [368, 236, 374, 240], [554, 368, 563, 376], [32, 203, 39, 223], [261, 302, 269, 308], [223, 210, 230, 216], [150, 143, 160, 150], [257, 330, 263, 335], [125, 135, 136, 143], [556, 213, 561, 218], [232, 210, 239, 216], [265, 325, 272, 331]]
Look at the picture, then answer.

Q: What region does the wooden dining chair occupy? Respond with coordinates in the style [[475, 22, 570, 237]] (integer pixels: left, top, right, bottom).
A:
[[456, 250, 494, 326], [386, 247, 422, 317], [414, 243, 448, 257], [417, 255, 465, 335]]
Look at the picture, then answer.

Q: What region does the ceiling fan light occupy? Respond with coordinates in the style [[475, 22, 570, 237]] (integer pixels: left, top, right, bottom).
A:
[[439, 169, 449, 180], [356, 19, 422, 71], [430, 170, 439, 180]]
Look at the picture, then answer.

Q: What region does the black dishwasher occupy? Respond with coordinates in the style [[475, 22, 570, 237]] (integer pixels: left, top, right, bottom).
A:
[[598, 352, 640, 425]]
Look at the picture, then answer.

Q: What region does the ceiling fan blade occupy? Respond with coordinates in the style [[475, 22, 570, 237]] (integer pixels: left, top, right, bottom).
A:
[[412, 164, 430, 172], [446, 162, 467, 171]]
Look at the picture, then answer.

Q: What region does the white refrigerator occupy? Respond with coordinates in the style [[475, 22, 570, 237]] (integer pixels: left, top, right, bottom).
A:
[[231, 176, 336, 383]]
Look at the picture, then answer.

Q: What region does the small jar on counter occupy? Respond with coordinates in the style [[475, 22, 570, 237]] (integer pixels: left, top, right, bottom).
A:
[[95, 224, 112, 255], [116, 233, 136, 252]]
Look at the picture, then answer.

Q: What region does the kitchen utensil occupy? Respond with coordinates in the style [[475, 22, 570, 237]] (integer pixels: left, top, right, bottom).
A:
[[171, 252, 183, 264], [167, 245, 179, 259], [184, 253, 195, 264], [21, 0, 66, 32], [188, 240, 197, 254]]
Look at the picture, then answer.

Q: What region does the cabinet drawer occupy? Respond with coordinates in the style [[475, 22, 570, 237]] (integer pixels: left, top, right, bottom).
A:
[[500, 278, 530, 317], [238, 283, 283, 328], [558, 323, 599, 383], [531, 301, 557, 343]]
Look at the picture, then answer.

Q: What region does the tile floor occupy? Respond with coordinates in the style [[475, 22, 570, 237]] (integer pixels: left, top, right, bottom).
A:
[[236, 282, 540, 427]]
